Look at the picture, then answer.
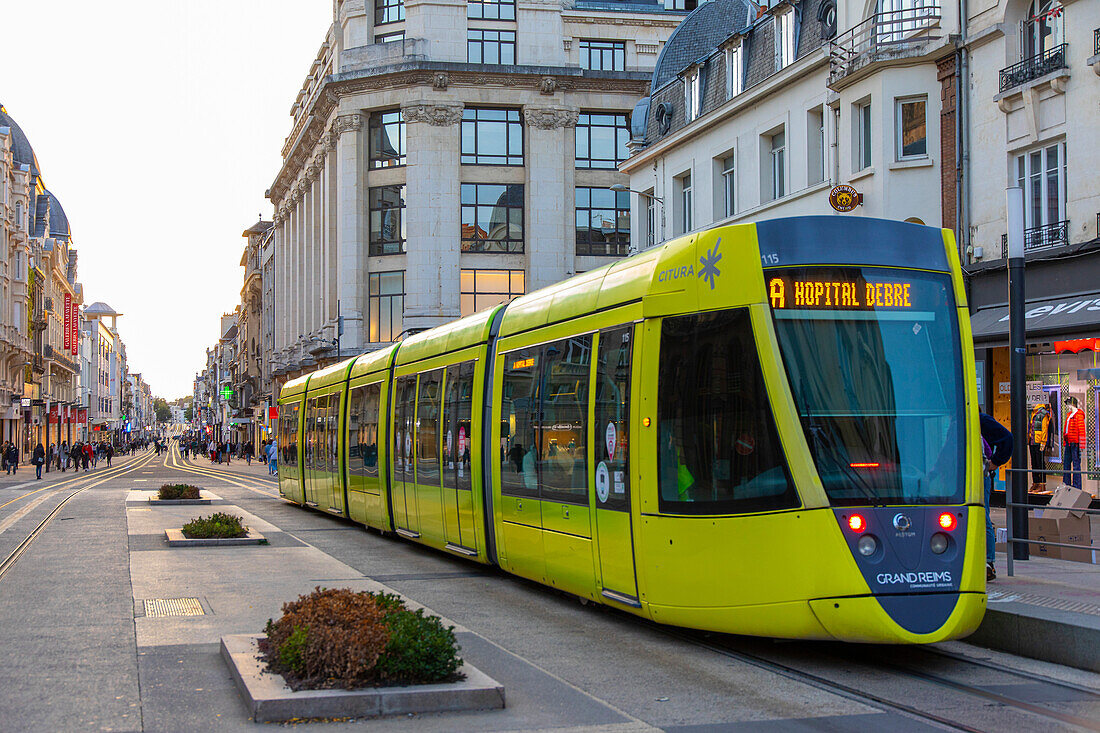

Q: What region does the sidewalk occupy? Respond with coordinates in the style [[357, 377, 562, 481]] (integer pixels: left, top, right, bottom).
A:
[[968, 507, 1100, 672]]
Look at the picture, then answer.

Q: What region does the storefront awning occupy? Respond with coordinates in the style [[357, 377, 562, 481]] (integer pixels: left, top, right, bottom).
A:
[[969, 292, 1100, 346]]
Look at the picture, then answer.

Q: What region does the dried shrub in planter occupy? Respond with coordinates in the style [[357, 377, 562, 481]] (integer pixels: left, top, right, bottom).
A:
[[157, 484, 201, 500], [262, 587, 463, 690], [181, 512, 247, 539], [263, 587, 391, 690]]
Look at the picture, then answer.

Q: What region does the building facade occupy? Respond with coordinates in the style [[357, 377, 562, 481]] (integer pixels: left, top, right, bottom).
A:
[[267, 0, 684, 388], [622, 0, 961, 250]]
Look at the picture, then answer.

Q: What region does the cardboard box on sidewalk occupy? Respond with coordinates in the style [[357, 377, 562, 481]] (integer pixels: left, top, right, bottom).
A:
[[1029, 485, 1094, 562]]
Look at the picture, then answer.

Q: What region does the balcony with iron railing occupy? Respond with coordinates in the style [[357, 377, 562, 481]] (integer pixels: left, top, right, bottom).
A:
[[999, 44, 1068, 93], [828, 6, 942, 84], [1000, 219, 1070, 258]]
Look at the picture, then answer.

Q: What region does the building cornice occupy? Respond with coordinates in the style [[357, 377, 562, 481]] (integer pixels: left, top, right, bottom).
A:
[[269, 62, 651, 202]]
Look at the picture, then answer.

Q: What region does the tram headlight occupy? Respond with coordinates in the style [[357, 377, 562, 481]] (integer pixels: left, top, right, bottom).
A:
[[930, 532, 949, 555], [857, 534, 878, 557]]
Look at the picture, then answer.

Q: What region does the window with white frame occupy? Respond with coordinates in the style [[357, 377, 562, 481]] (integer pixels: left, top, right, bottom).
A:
[[685, 69, 702, 123], [677, 172, 693, 233], [645, 189, 656, 249], [775, 7, 795, 71], [856, 101, 872, 170], [770, 130, 786, 200], [725, 42, 743, 99], [719, 153, 736, 217], [895, 97, 927, 160], [807, 108, 825, 184], [1015, 142, 1066, 232]]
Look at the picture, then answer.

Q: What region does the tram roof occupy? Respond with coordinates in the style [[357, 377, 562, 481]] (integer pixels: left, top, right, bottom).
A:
[[308, 356, 357, 390], [280, 372, 311, 398], [394, 306, 500, 366], [349, 343, 398, 379]]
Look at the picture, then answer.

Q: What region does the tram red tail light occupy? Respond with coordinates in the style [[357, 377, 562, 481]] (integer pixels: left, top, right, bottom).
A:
[[849, 462, 880, 468], [847, 514, 866, 532], [938, 512, 957, 531]]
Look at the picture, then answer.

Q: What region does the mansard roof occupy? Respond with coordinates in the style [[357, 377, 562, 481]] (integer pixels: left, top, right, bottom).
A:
[[650, 0, 750, 90], [0, 103, 41, 177]]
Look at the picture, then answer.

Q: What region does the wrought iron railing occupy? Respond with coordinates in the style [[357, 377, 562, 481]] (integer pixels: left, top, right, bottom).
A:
[[829, 6, 941, 80], [1000, 219, 1070, 257], [998, 43, 1068, 93], [1095, 28, 1099, 56]]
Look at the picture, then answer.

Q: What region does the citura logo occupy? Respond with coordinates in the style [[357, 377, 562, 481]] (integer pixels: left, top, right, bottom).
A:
[[698, 239, 722, 290]]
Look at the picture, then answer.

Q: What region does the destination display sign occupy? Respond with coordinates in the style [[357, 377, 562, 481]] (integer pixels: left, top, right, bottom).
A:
[[768, 272, 917, 311]]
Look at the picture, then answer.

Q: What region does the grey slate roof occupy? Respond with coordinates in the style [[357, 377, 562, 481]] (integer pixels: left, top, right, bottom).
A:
[[650, 0, 750, 89], [0, 104, 41, 177], [31, 190, 71, 240], [84, 302, 121, 316]]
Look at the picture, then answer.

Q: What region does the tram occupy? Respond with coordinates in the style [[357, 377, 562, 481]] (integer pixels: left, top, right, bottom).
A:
[[277, 216, 986, 643]]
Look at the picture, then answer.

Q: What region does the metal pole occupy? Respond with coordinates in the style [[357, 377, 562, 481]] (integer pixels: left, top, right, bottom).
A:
[[1007, 186, 1029, 561]]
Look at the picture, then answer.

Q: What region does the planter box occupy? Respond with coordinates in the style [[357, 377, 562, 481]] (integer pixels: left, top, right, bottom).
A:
[[221, 634, 505, 723], [164, 528, 266, 547], [146, 489, 219, 506]]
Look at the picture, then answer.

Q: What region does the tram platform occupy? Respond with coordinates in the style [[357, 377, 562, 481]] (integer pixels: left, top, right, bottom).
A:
[[971, 507, 1100, 672]]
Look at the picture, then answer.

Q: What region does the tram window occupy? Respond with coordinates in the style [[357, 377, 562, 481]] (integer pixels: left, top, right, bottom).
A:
[[393, 377, 416, 488], [348, 384, 380, 482], [657, 309, 797, 515], [442, 361, 475, 492], [539, 336, 592, 505], [280, 403, 299, 467], [416, 371, 443, 488], [328, 392, 340, 474], [501, 348, 540, 498], [594, 326, 632, 511]]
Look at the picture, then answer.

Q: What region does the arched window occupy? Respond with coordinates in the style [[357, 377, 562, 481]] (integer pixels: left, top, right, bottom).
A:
[[1023, 0, 1063, 59]]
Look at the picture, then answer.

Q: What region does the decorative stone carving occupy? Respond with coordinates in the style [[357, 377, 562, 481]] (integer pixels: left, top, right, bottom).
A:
[[331, 113, 363, 137], [538, 76, 558, 95], [401, 103, 464, 126], [523, 106, 579, 130], [305, 163, 320, 181], [432, 73, 449, 90]]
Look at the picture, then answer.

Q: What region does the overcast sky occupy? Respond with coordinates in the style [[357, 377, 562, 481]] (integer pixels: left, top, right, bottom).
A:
[[2, 1, 332, 399]]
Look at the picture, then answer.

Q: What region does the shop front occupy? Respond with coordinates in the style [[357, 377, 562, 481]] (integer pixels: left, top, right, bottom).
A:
[[967, 242, 1100, 498]]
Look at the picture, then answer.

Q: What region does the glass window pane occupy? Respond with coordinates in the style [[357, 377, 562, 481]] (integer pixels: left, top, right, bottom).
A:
[[480, 270, 510, 292], [658, 309, 797, 514], [539, 336, 591, 504], [501, 348, 540, 498]]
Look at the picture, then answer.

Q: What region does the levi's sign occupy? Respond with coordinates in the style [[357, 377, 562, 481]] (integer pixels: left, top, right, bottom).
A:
[[997, 298, 1100, 322]]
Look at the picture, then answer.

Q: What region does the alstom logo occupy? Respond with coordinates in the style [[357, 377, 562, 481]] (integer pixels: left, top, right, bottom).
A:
[[876, 571, 952, 585]]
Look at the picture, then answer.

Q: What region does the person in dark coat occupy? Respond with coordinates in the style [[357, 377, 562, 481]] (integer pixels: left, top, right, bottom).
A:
[[979, 413, 1012, 581], [6, 442, 19, 474], [33, 442, 45, 480]]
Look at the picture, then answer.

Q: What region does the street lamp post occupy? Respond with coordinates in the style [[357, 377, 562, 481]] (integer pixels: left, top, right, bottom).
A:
[[1006, 186, 1029, 561], [609, 184, 665, 253]]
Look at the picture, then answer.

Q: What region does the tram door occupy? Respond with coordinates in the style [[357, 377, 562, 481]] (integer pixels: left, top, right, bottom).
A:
[[440, 362, 478, 554], [391, 376, 419, 535], [593, 326, 639, 605]]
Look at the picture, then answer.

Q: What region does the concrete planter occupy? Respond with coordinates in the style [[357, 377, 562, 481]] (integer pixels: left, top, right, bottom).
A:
[[164, 528, 266, 547], [148, 498, 213, 506], [221, 634, 505, 723]]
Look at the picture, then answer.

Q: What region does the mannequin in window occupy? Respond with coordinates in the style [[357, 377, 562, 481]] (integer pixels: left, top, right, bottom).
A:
[[1027, 401, 1051, 493]]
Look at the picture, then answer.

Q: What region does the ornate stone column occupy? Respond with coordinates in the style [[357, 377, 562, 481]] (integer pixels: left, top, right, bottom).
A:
[[401, 102, 464, 333], [331, 113, 365, 353], [523, 105, 578, 289]]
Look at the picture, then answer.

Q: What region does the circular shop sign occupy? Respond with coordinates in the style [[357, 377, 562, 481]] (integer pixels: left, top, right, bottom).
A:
[[829, 185, 862, 212]]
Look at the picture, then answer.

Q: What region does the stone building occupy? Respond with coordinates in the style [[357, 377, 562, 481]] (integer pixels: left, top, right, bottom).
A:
[[622, 0, 962, 249], [238, 220, 273, 447], [1, 103, 85, 456], [267, 0, 684, 382]]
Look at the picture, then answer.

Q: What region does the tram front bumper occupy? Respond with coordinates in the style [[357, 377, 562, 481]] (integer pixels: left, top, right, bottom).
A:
[[808, 592, 987, 643]]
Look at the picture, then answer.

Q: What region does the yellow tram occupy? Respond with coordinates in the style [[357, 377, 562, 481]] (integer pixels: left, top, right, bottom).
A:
[[277, 216, 987, 643]]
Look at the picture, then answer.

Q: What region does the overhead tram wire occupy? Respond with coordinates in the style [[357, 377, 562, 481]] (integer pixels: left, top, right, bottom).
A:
[[0, 450, 161, 583]]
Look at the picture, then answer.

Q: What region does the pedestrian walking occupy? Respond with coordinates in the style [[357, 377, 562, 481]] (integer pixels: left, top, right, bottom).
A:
[[59, 441, 68, 472], [82, 443, 92, 472], [33, 442, 45, 480], [105, 443, 114, 467], [267, 440, 277, 476], [6, 442, 18, 474], [979, 413, 1012, 581]]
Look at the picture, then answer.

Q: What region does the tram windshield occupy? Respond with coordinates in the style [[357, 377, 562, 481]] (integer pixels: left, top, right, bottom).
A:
[[768, 267, 965, 506]]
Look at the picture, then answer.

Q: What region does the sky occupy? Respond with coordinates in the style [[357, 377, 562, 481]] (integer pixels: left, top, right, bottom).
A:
[[2, 1, 332, 399]]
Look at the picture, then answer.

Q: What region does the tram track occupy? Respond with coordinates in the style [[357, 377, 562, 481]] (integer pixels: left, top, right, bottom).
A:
[[663, 626, 1100, 731], [164, 444, 280, 497], [0, 450, 159, 583]]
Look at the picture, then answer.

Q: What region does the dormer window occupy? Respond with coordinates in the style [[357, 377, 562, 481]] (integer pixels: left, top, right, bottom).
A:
[[685, 68, 702, 123], [725, 41, 743, 99], [775, 6, 795, 70]]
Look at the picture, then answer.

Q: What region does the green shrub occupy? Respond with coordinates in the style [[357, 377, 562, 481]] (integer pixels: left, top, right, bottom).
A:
[[157, 484, 201, 500], [261, 587, 463, 691], [181, 512, 247, 539], [375, 607, 463, 686]]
